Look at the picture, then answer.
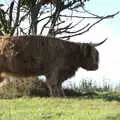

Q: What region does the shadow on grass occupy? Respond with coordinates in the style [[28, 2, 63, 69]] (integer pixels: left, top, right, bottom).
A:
[[64, 89, 98, 98], [25, 87, 120, 102], [64, 89, 120, 102], [101, 91, 120, 102], [1, 83, 120, 101], [105, 114, 120, 120]]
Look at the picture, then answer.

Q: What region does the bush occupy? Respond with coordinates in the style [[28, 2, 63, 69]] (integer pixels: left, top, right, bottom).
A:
[[0, 76, 48, 98]]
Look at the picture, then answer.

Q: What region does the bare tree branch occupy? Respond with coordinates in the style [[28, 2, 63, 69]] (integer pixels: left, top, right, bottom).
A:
[[10, 0, 21, 36], [2, 0, 119, 39], [40, 18, 51, 35], [9, 1, 14, 29], [59, 11, 120, 39]]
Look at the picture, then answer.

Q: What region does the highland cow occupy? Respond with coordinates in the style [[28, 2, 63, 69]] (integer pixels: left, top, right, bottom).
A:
[[0, 35, 106, 97]]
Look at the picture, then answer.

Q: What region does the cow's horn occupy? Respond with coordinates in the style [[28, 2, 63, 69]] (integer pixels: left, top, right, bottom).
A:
[[93, 38, 107, 47]]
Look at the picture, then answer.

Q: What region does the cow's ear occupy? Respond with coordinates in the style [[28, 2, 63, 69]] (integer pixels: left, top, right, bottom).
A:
[[86, 45, 92, 57], [82, 44, 91, 57]]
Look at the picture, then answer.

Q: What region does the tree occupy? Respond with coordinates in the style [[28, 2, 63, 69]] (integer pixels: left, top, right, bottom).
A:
[[20, 0, 119, 39], [0, 0, 119, 97], [0, 0, 119, 38], [20, 0, 91, 36], [0, 1, 21, 36]]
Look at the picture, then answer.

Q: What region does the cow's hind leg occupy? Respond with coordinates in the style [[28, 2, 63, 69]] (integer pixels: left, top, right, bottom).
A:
[[45, 82, 55, 97], [46, 69, 62, 97], [57, 84, 66, 97], [46, 81, 61, 97]]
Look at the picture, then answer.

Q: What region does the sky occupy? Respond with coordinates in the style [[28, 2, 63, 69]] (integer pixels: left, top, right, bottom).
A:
[[0, 0, 120, 87], [67, 0, 120, 88]]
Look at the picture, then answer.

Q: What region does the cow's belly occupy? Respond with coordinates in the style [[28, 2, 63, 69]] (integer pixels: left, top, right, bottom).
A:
[[5, 57, 49, 77]]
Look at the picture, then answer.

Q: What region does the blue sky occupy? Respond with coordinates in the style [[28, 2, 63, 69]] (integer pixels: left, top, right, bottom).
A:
[[0, 0, 6, 4], [0, 0, 120, 87], [70, 0, 120, 87], [86, 0, 120, 35]]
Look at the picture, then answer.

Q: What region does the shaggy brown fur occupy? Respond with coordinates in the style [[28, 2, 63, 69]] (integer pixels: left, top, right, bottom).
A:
[[0, 35, 105, 97]]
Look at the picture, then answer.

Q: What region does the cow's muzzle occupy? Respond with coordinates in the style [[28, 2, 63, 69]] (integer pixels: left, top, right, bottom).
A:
[[88, 64, 98, 70]]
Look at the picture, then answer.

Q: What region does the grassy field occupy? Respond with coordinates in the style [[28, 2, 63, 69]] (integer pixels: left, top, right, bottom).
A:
[[0, 97, 120, 120]]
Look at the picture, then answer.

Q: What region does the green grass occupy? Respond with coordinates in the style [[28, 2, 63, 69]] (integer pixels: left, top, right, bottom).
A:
[[0, 97, 120, 120]]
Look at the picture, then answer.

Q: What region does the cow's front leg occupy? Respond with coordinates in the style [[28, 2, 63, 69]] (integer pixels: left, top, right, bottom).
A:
[[46, 69, 61, 97], [45, 82, 54, 97], [59, 87, 66, 97], [48, 84, 65, 97], [46, 81, 61, 97], [57, 83, 66, 97]]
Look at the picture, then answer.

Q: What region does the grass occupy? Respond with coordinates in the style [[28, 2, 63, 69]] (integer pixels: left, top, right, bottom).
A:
[[0, 97, 120, 120], [0, 78, 120, 120]]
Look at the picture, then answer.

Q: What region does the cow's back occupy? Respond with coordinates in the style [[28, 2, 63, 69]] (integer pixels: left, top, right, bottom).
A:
[[1, 36, 79, 76]]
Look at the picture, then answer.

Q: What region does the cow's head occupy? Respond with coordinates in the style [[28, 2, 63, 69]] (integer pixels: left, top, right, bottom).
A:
[[79, 38, 107, 71]]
